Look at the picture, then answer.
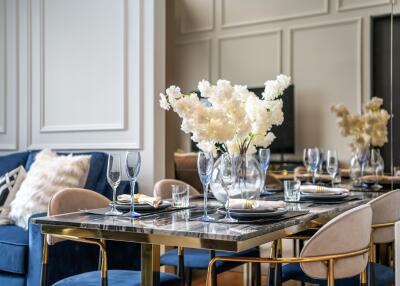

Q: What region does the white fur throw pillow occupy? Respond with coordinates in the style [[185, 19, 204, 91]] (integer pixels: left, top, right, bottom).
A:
[[9, 149, 90, 229]]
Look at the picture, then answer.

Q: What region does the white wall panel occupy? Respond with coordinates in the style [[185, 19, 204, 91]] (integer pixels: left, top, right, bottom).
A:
[[180, 0, 214, 34], [289, 19, 362, 159], [218, 31, 281, 86], [0, 0, 18, 150], [337, 0, 392, 11], [222, 0, 328, 28], [29, 0, 142, 149], [175, 39, 211, 92]]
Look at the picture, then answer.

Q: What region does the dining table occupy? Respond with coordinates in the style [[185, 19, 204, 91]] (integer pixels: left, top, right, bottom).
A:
[[34, 189, 384, 286]]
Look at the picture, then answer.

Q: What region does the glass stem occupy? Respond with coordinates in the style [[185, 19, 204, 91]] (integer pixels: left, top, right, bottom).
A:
[[112, 186, 117, 211], [130, 180, 136, 214], [203, 183, 208, 217], [312, 169, 316, 185], [226, 193, 231, 219]]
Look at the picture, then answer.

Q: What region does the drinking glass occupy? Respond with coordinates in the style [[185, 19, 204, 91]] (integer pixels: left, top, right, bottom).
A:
[[219, 153, 238, 223], [125, 151, 141, 217], [350, 155, 361, 186], [197, 152, 215, 222], [370, 149, 383, 190], [284, 180, 301, 202], [302, 149, 309, 172], [326, 150, 338, 187], [105, 154, 123, 216], [171, 184, 189, 208], [307, 148, 320, 185], [258, 148, 271, 194], [355, 148, 370, 187]]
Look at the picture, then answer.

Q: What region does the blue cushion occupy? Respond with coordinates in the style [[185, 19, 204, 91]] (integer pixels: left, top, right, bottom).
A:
[[0, 271, 25, 286], [0, 225, 29, 274], [0, 152, 29, 176], [282, 262, 394, 286], [160, 247, 260, 270], [52, 270, 180, 286]]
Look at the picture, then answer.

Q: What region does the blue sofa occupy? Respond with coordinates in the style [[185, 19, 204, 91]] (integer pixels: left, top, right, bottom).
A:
[[0, 151, 141, 286]]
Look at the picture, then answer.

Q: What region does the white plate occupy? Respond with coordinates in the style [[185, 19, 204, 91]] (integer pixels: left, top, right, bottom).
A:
[[110, 201, 171, 211]]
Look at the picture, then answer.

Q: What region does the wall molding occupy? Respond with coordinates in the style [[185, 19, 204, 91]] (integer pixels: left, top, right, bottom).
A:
[[0, 0, 18, 151], [337, 0, 393, 12], [0, 0, 7, 134], [176, 37, 212, 82], [38, 0, 127, 134], [288, 17, 363, 112], [27, 0, 143, 150], [180, 0, 214, 34], [221, 0, 329, 29], [217, 29, 282, 79]]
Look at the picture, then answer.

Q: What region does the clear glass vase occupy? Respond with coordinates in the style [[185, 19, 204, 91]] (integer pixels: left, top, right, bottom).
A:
[[210, 154, 263, 204]]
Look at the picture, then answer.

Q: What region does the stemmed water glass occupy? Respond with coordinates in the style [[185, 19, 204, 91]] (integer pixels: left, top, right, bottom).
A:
[[259, 148, 271, 194], [105, 154, 123, 216], [219, 153, 238, 223], [197, 152, 215, 222], [326, 150, 338, 187], [307, 148, 320, 185], [126, 151, 141, 217], [303, 148, 310, 173], [370, 149, 384, 190], [355, 148, 370, 188]]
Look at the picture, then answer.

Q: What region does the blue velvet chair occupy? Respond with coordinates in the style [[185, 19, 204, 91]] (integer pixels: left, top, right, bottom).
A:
[[0, 151, 141, 286]]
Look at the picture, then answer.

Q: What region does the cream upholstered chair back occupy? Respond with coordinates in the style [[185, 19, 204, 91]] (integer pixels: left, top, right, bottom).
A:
[[300, 204, 372, 279], [370, 189, 400, 244], [47, 188, 110, 245], [154, 179, 199, 199]]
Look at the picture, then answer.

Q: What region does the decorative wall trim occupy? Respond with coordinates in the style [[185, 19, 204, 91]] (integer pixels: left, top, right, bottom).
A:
[[221, 0, 329, 29], [27, 0, 143, 150], [288, 18, 363, 112], [0, 0, 18, 151], [39, 0, 127, 133], [337, 0, 393, 12], [180, 0, 214, 34], [0, 0, 7, 134], [217, 29, 282, 79], [176, 37, 212, 81]]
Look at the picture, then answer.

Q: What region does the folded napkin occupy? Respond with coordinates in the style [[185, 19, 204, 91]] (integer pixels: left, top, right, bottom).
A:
[[117, 194, 162, 208], [228, 199, 286, 210], [361, 175, 400, 183], [300, 185, 349, 194]]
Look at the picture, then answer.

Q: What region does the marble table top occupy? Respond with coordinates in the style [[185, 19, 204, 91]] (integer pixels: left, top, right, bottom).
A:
[[34, 191, 381, 251]]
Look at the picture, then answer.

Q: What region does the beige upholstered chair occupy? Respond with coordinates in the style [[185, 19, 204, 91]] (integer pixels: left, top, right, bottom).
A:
[[207, 204, 372, 286], [153, 179, 199, 199], [173, 152, 202, 192], [369, 189, 400, 245]]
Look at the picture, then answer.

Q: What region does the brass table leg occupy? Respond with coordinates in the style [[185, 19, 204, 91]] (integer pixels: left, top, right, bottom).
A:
[[41, 236, 48, 286], [141, 244, 161, 286]]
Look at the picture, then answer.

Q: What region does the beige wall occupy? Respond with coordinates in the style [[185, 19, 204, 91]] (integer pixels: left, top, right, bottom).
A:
[[166, 0, 399, 169]]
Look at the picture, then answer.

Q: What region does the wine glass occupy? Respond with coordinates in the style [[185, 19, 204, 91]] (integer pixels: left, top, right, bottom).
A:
[[126, 151, 141, 217], [197, 152, 215, 222], [307, 148, 320, 185], [370, 149, 383, 190], [258, 148, 271, 194], [326, 150, 338, 187], [105, 154, 123, 216], [355, 148, 370, 188], [302, 149, 309, 172], [219, 154, 238, 223]]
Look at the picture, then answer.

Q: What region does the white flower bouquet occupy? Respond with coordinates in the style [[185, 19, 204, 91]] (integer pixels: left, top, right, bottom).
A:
[[331, 97, 390, 150], [159, 75, 291, 155]]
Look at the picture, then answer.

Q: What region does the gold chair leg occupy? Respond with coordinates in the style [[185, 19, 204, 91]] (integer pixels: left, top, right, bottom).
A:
[[360, 269, 367, 285], [327, 259, 335, 286], [100, 239, 108, 286], [41, 235, 49, 286]]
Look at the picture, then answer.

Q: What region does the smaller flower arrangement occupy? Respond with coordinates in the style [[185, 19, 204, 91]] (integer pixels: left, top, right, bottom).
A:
[[159, 75, 291, 156], [331, 97, 390, 150]]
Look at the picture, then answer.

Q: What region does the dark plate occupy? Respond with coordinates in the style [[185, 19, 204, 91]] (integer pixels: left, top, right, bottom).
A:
[[300, 192, 348, 200], [217, 208, 288, 219]]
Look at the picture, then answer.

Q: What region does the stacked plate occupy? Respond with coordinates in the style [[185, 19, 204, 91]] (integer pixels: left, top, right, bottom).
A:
[[217, 207, 288, 219], [111, 200, 172, 211], [300, 191, 348, 200]]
